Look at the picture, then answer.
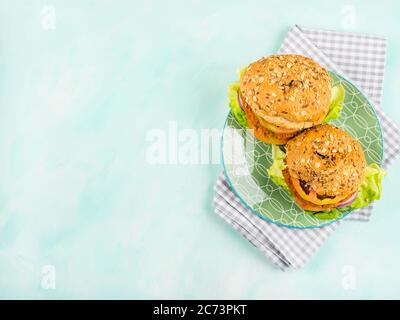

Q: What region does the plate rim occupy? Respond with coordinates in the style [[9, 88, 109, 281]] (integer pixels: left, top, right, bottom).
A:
[[220, 71, 384, 229]]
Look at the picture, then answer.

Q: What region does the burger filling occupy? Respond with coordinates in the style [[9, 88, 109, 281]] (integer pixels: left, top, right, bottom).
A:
[[282, 168, 340, 211], [288, 172, 351, 206]]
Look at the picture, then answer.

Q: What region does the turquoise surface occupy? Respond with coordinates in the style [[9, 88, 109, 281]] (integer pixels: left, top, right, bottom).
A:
[[0, 0, 399, 299]]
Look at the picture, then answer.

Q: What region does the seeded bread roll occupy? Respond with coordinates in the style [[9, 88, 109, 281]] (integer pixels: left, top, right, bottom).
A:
[[239, 54, 331, 130], [285, 124, 366, 199]]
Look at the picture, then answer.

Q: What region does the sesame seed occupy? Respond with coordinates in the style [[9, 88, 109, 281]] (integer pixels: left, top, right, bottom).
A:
[[315, 163, 321, 168]]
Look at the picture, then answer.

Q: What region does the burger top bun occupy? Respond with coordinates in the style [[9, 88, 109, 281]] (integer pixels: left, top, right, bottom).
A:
[[239, 54, 331, 130]]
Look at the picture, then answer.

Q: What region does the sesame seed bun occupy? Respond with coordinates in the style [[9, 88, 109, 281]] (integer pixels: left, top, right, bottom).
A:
[[284, 124, 366, 209], [239, 54, 331, 131]]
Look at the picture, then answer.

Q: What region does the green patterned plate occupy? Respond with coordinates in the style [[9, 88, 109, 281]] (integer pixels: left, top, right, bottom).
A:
[[222, 72, 383, 228]]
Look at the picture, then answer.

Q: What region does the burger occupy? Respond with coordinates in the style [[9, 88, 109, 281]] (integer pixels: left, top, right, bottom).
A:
[[228, 54, 345, 144], [284, 124, 366, 211], [267, 124, 386, 216]]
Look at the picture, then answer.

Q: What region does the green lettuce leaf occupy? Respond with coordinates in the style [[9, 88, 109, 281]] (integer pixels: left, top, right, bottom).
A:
[[228, 82, 248, 128], [308, 208, 345, 220], [227, 68, 248, 128], [238, 67, 247, 79], [267, 145, 288, 189], [348, 163, 386, 209], [305, 206, 350, 220], [322, 83, 345, 123]]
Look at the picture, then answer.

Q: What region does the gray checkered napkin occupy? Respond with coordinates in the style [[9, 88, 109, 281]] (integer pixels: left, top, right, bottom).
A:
[[214, 25, 400, 270]]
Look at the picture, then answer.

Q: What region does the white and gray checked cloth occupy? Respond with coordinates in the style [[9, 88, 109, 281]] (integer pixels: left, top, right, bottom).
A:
[[213, 25, 400, 270]]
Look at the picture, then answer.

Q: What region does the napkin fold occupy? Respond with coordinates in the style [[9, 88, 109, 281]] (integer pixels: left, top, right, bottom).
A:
[[214, 25, 400, 270]]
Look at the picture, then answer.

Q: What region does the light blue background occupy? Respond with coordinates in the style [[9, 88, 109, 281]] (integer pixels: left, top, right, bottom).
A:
[[0, 0, 399, 299]]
